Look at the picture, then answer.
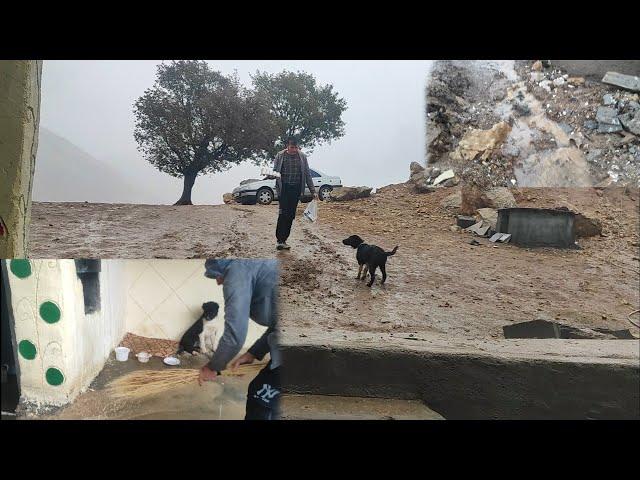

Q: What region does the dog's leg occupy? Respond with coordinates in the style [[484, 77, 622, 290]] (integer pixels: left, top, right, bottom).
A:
[[356, 264, 363, 279], [367, 264, 377, 287], [361, 265, 368, 281], [380, 264, 387, 284]]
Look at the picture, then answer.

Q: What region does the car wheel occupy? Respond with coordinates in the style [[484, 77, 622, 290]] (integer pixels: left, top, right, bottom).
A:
[[318, 185, 332, 201], [257, 188, 274, 205]]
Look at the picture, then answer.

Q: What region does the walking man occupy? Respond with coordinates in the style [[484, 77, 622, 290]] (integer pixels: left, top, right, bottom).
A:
[[198, 259, 281, 420], [272, 137, 316, 250]]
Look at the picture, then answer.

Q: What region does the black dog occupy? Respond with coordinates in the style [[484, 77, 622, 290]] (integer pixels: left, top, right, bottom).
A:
[[342, 235, 398, 287], [177, 301, 219, 354]]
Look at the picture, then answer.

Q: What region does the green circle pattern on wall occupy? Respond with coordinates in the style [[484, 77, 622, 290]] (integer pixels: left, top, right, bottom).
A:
[[45, 368, 64, 386], [39, 301, 61, 324], [10, 259, 32, 278], [18, 340, 37, 360]]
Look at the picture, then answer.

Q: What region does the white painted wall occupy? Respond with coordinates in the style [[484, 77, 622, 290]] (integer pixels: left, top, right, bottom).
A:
[[118, 260, 266, 353]]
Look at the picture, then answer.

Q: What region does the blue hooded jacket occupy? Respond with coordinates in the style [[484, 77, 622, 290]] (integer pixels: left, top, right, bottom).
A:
[[204, 259, 280, 371]]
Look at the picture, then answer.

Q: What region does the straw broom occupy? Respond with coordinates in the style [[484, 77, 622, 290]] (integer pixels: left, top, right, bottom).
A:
[[106, 363, 265, 399]]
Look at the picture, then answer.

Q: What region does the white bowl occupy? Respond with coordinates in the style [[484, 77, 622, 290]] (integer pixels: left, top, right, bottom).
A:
[[136, 352, 151, 363], [163, 356, 180, 366]]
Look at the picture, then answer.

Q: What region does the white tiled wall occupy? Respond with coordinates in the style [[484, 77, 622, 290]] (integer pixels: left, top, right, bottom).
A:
[[120, 260, 266, 350]]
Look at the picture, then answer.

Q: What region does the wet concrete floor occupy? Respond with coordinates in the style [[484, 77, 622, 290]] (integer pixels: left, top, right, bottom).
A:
[[36, 354, 256, 420]]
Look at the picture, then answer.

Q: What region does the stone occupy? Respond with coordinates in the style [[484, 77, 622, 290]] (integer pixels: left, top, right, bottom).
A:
[[456, 215, 476, 229], [450, 225, 461, 233], [619, 111, 640, 136], [442, 177, 458, 188], [433, 169, 455, 185], [602, 71, 640, 92], [553, 77, 566, 87], [477, 208, 498, 229], [574, 213, 602, 238], [485, 187, 517, 208], [532, 61, 543, 71], [539, 80, 553, 92], [329, 186, 373, 201], [222, 193, 233, 204], [441, 191, 462, 209], [530, 72, 544, 82], [568, 77, 585, 87], [602, 94, 616, 106], [559, 122, 573, 134], [596, 106, 620, 124], [431, 167, 441, 178], [410, 161, 425, 175], [583, 120, 598, 130], [449, 122, 512, 163], [414, 182, 438, 194], [512, 101, 531, 116]]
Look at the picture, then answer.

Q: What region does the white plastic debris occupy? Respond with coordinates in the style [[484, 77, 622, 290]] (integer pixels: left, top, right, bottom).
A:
[[303, 200, 318, 222], [432, 169, 455, 185]]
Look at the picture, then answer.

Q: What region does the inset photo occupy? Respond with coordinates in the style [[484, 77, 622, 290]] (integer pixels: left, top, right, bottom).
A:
[[1, 258, 280, 420]]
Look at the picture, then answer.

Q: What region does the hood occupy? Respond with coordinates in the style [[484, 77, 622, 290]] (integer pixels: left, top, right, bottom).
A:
[[204, 259, 234, 279]]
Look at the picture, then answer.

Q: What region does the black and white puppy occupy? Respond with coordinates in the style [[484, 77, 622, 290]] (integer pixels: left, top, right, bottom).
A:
[[177, 301, 220, 354], [342, 235, 398, 287]]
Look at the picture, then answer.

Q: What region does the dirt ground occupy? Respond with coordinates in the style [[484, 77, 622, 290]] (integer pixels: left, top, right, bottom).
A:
[[30, 184, 640, 341]]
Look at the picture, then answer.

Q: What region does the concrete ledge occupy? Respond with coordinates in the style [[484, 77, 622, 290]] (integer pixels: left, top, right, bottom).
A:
[[280, 329, 640, 419]]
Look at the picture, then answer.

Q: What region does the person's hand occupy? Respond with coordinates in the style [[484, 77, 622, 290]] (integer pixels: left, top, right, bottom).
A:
[[230, 352, 256, 371], [198, 365, 218, 386]]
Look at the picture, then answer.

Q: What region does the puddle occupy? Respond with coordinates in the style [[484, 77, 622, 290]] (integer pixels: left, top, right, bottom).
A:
[[33, 354, 257, 420]]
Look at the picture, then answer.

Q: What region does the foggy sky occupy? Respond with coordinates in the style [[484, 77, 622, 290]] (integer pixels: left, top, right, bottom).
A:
[[40, 60, 432, 204]]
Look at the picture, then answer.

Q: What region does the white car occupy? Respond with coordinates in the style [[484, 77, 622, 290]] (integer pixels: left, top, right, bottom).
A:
[[232, 168, 342, 205]]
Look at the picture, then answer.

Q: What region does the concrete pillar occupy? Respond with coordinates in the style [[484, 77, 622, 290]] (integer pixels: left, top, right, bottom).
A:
[[0, 60, 43, 258]]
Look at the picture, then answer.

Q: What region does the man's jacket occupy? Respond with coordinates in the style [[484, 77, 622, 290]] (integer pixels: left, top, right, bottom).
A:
[[273, 149, 315, 196], [204, 259, 280, 371]]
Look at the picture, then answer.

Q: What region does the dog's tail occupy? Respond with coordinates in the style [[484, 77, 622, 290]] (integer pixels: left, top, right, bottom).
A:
[[386, 246, 399, 256]]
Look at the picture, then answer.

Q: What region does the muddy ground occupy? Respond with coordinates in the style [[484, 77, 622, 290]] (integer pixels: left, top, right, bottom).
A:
[[30, 184, 640, 341]]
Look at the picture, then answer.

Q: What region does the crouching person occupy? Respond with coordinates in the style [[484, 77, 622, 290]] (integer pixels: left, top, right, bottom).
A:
[[198, 259, 281, 420]]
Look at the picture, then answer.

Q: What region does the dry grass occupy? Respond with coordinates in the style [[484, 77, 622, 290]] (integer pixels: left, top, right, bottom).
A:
[[106, 363, 265, 399]]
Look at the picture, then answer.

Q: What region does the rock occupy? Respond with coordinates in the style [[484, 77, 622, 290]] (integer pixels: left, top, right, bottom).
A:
[[410, 162, 425, 175], [456, 215, 476, 229], [222, 193, 234, 204], [432, 169, 455, 185], [477, 208, 498, 229], [441, 191, 462, 209], [512, 101, 531, 117], [602, 94, 616, 106], [410, 171, 426, 184], [539, 80, 553, 93], [596, 106, 623, 133], [619, 111, 640, 136], [530, 72, 544, 82], [558, 122, 573, 134], [431, 167, 441, 178], [583, 119, 598, 130], [485, 187, 517, 208], [449, 122, 511, 162], [553, 77, 566, 87], [568, 77, 585, 87], [414, 182, 438, 194], [602, 71, 640, 92], [329, 186, 372, 201], [450, 225, 461, 233], [532, 61, 543, 71], [442, 177, 458, 188], [574, 213, 602, 238]]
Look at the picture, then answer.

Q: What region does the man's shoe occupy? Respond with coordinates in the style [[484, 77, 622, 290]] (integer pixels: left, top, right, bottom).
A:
[[276, 242, 291, 250]]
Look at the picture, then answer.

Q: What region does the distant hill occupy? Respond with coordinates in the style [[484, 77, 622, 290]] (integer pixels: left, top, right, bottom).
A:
[[32, 128, 144, 203]]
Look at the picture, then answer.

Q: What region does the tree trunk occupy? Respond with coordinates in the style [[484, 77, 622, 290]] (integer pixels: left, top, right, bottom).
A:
[[0, 60, 42, 258], [174, 172, 197, 205]]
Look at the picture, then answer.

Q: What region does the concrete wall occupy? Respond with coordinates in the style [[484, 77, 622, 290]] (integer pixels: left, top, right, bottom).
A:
[[551, 60, 640, 79], [0, 61, 42, 258], [119, 259, 266, 350]]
